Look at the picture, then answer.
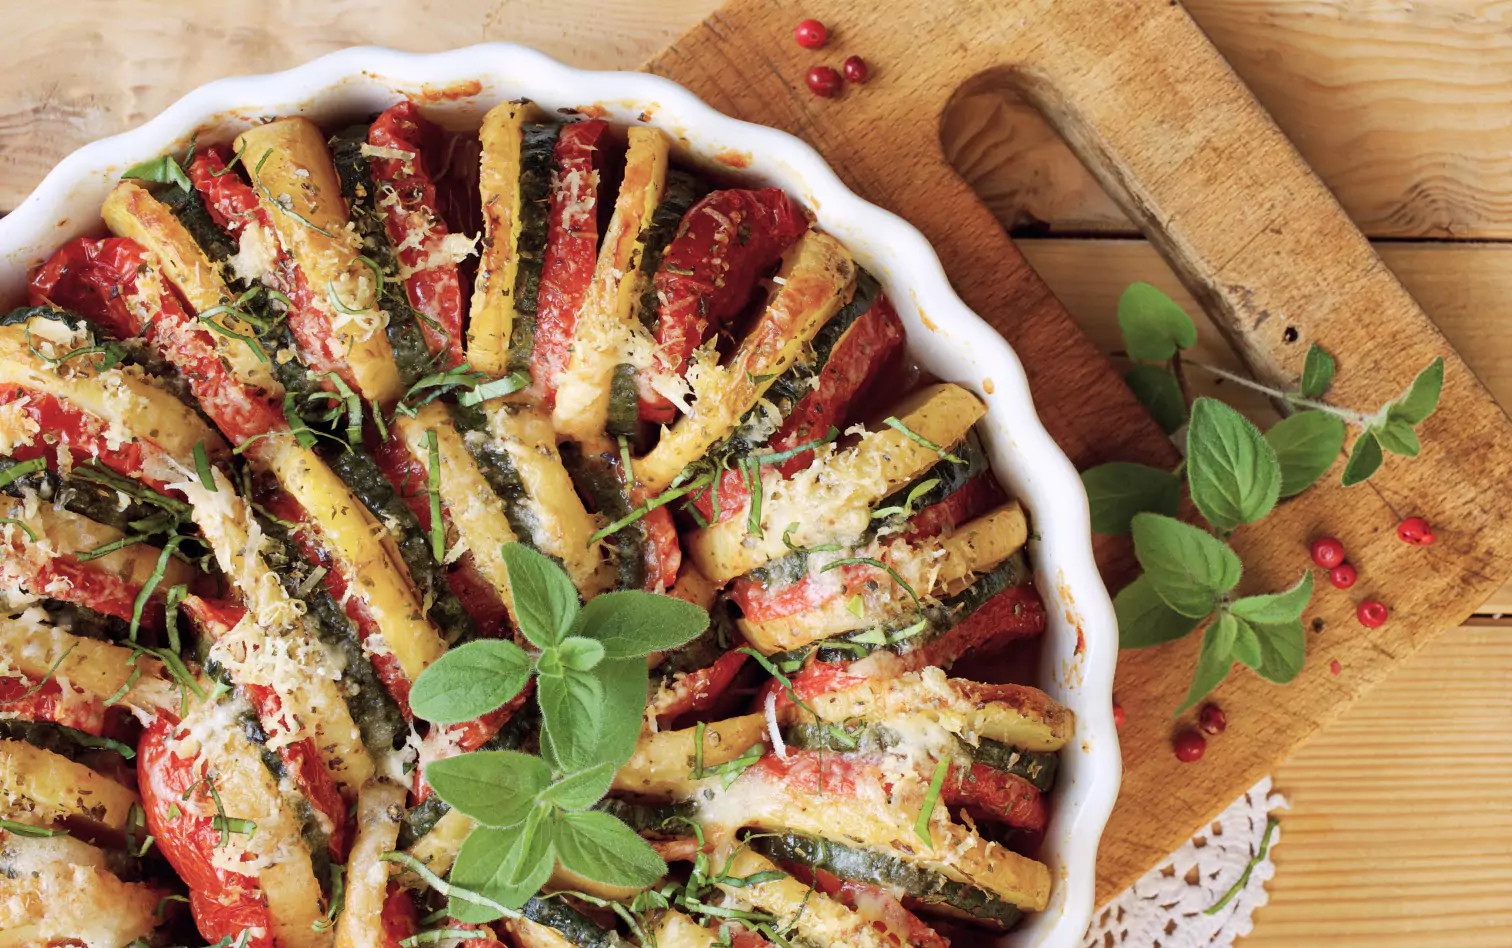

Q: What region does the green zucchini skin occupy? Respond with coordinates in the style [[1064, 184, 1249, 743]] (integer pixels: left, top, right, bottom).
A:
[[251, 511, 410, 760], [321, 444, 477, 646], [634, 169, 712, 333], [781, 724, 1058, 793], [765, 552, 1031, 671], [592, 798, 697, 837], [605, 363, 640, 440], [870, 430, 988, 531], [751, 833, 1024, 928], [521, 897, 618, 948], [160, 183, 239, 262], [35, 601, 133, 644], [0, 719, 136, 764], [0, 459, 161, 540], [560, 443, 645, 591], [446, 402, 544, 558], [397, 699, 539, 849], [507, 123, 561, 376]]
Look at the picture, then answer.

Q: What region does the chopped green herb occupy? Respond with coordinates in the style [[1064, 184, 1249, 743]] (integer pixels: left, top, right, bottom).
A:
[[0, 645, 75, 705], [820, 557, 920, 607], [455, 370, 531, 407], [0, 458, 45, 491], [883, 417, 963, 463], [914, 756, 950, 847], [0, 518, 39, 542], [425, 429, 444, 562], [193, 442, 217, 491], [0, 819, 68, 838]]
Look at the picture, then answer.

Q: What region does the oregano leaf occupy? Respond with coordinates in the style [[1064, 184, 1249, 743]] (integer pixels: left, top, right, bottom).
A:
[[1117, 282, 1197, 362], [425, 751, 550, 828], [1265, 411, 1346, 498], [1130, 513, 1243, 618], [502, 543, 580, 647], [1123, 364, 1189, 435], [537, 762, 616, 811], [553, 809, 668, 887], [1375, 419, 1421, 458], [448, 821, 554, 920], [1253, 618, 1307, 683], [122, 154, 193, 193], [1299, 343, 1335, 398], [1231, 615, 1263, 670], [1230, 571, 1314, 625], [574, 590, 710, 659], [557, 636, 606, 672], [408, 639, 531, 724], [1186, 397, 1281, 532], [594, 657, 653, 768], [1176, 613, 1237, 715], [1081, 462, 1182, 536], [537, 668, 605, 773], [1114, 575, 1201, 649], [1385, 356, 1444, 425], [1341, 431, 1383, 487]]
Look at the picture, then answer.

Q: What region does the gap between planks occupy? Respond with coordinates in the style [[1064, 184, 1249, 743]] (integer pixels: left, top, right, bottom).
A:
[[1017, 236, 1512, 616]]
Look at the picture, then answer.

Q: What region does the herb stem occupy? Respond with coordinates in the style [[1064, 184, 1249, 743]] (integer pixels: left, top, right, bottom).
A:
[[1183, 359, 1372, 425], [1204, 815, 1279, 915]]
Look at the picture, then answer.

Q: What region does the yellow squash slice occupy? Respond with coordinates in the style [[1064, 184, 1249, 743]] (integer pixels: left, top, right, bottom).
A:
[[612, 713, 767, 797], [636, 232, 856, 494], [0, 833, 161, 947], [334, 780, 407, 948], [717, 850, 892, 948], [469, 100, 545, 376], [0, 740, 138, 832]]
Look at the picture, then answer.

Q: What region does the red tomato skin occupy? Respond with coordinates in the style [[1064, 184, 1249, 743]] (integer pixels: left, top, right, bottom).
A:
[[688, 293, 904, 524], [532, 120, 610, 404], [138, 718, 275, 947], [903, 473, 1006, 542], [0, 383, 177, 496], [640, 188, 809, 423], [0, 675, 105, 734], [19, 553, 162, 629], [942, 763, 1046, 832], [368, 100, 468, 368], [179, 595, 352, 862], [188, 148, 363, 394], [365, 428, 512, 640], [785, 862, 949, 948], [380, 883, 422, 947], [27, 236, 286, 445], [652, 647, 751, 727]]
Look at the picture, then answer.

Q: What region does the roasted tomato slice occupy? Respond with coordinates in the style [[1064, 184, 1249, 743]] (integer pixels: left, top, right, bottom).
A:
[[369, 100, 468, 367], [640, 187, 808, 423], [532, 120, 609, 404], [0, 383, 180, 496]]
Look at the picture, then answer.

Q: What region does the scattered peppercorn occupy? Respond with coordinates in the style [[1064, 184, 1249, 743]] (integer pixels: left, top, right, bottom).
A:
[[1397, 516, 1435, 546], [1113, 700, 1125, 730], [1173, 729, 1206, 763], [1329, 658, 1342, 675], [1198, 702, 1227, 735], [843, 55, 870, 84], [794, 18, 829, 49], [1357, 599, 1388, 628], [1310, 536, 1345, 568], [805, 65, 843, 98], [1327, 562, 1358, 589]]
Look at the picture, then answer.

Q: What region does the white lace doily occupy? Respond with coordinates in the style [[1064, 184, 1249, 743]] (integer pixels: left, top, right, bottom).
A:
[[1083, 777, 1287, 948]]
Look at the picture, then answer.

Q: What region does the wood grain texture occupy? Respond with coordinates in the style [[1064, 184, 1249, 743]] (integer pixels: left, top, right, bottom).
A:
[[644, 0, 1512, 904], [942, 0, 1512, 238], [1247, 624, 1512, 946], [1019, 237, 1512, 613]]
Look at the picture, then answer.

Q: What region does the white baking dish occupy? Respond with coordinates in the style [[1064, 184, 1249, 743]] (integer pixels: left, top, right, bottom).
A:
[[0, 43, 1120, 947]]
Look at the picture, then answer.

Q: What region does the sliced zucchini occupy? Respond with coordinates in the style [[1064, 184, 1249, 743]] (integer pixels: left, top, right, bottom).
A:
[[0, 321, 226, 466], [686, 382, 986, 584], [738, 502, 1029, 653], [786, 666, 1073, 754], [101, 179, 281, 394], [0, 833, 161, 946], [714, 849, 892, 948], [0, 610, 178, 716], [766, 553, 1029, 669], [752, 833, 1022, 929], [393, 402, 521, 623], [612, 714, 767, 798], [636, 231, 856, 495], [552, 127, 670, 448], [236, 117, 403, 403], [559, 443, 646, 591], [506, 918, 578, 948], [519, 898, 617, 948], [633, 170, 712, 332], [1, 496, 196, 592], [0, 739, 137, 831], [0, 719, 133, 766], [649, 911, 717, 948], [592, 798, 698, 837], [333, 779, 406, 948], [258, 434, 447, 682], [464, 401, 610, 596], [469, 100, 546, 377]]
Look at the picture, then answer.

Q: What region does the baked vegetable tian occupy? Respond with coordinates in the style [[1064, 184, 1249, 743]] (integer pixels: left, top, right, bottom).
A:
[[0, 98, 1069, 947]]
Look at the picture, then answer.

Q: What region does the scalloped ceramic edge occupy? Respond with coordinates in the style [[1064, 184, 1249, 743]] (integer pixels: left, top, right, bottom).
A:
[[0, 44, 1121, 947]]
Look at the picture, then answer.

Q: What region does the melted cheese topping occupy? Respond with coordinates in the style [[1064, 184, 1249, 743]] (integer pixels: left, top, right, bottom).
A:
[[0, 740, 139, 832], [0, 835, 160, 948]]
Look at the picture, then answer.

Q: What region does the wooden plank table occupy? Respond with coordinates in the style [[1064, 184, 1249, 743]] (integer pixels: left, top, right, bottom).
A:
[[4, 1, 1510, 941]]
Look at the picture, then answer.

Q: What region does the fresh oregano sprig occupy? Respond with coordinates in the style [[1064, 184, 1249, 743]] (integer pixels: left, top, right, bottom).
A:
[[404, 543, 709, 920], [1084, 283, 1444, 712]]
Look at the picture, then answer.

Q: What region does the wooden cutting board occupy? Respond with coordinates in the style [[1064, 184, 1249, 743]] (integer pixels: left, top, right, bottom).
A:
[[643, 0, 1512, 905]]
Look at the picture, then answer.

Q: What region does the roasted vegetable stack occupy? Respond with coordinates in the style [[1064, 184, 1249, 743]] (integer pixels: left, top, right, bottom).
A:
[[0, 97, 1069, 948]]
